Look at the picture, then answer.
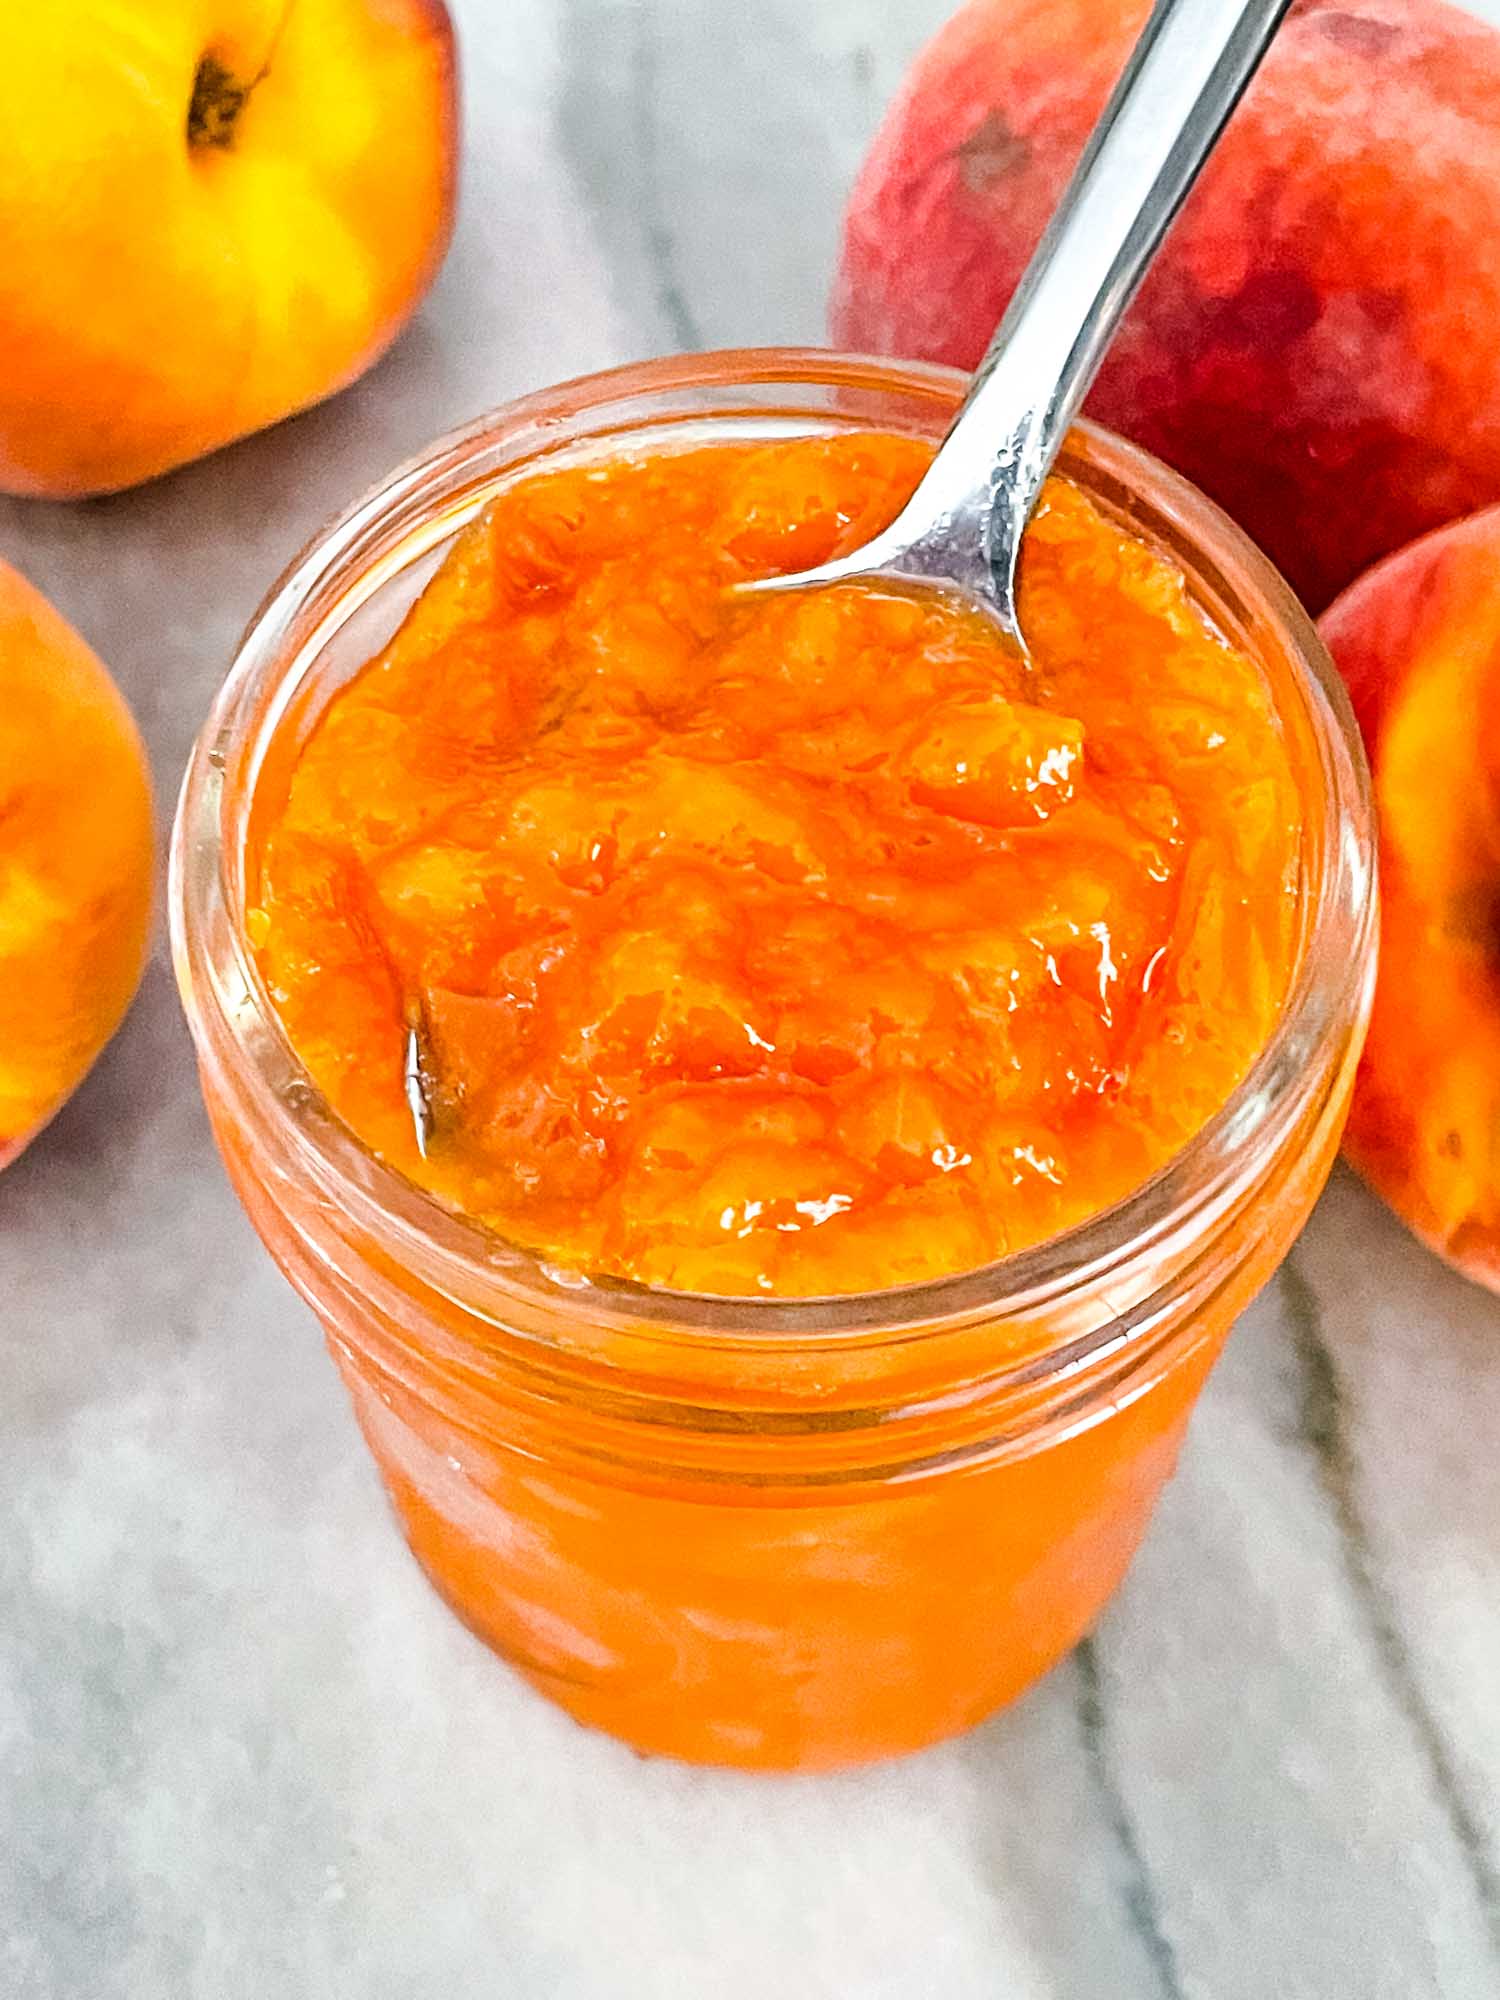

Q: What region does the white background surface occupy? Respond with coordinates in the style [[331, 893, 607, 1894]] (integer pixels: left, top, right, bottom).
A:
[[3, 4, 1499, 1995]]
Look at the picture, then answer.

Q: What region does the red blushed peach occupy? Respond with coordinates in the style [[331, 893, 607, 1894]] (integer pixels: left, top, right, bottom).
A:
[[0, 0, 457, 497], [834, 0, 1500, 613], [1320, 510, 1500, 1290]]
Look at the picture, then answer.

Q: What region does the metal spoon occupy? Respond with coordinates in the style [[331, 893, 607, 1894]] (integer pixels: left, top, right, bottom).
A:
[[745, 0, 1294, 648]]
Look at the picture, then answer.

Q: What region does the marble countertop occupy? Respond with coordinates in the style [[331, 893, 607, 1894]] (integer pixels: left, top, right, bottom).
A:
[[4, 3, 1499, 1994]]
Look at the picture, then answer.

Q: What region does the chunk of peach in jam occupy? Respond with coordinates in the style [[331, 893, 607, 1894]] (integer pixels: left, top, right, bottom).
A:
[[253, 434, 1302, 1295]]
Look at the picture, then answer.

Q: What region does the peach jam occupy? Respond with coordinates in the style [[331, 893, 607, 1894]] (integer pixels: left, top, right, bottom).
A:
[[251, 432, 1302, 1295]]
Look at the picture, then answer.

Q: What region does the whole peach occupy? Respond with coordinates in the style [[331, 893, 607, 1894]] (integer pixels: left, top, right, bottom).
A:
[[1320, 510, 1500, 1290], [0, 563, 153, 1168], [834, 0, 1500, 612], [0, 1, 457, 497]]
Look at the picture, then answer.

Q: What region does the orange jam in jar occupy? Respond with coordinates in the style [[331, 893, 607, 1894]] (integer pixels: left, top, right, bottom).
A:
[[173, 354, 1375, 1768], [254, 435, 1301, 1294]]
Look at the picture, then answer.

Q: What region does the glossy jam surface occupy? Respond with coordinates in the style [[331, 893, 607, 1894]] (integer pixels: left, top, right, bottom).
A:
[[253, 432, 1301, 1295]]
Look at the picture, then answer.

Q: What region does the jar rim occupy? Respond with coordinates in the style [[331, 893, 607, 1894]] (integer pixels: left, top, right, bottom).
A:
[[170, 346, 1376, 1346]]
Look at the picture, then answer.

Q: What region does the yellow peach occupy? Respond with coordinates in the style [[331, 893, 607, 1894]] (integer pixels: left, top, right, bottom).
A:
[[0, 0, 457, 496], [0, 563, 154, 1165]]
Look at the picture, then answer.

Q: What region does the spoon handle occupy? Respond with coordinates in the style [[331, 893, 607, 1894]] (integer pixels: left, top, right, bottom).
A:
[[888, 0, 1295, 610]]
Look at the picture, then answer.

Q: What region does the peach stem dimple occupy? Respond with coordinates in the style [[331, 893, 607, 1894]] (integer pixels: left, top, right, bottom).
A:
[[186, 55, 251, 149], [186, 3, 296, 151]]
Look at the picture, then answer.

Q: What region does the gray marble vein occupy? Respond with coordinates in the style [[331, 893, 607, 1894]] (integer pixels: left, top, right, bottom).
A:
[[4, 2, 1500, 1994], [1280, 1246, 1500, 1945]]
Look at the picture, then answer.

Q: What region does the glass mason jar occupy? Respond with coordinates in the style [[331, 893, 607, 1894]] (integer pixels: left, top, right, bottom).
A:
[[171, 350, 1376, 1771]]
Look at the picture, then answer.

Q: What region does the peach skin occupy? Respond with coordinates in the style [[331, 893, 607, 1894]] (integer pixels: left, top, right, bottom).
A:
[[0, 0, 457, 497], [0, 562, 154, 1168], [1321, 510, 1500, 1291]]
